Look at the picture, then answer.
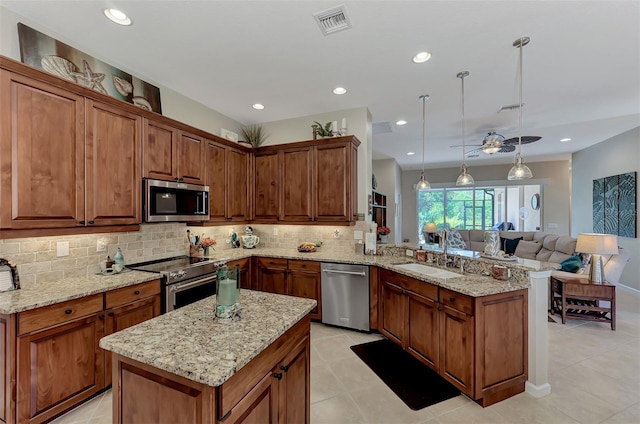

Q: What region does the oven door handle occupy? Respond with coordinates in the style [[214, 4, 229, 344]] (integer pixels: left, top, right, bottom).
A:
[[169, 275, 216, 293]]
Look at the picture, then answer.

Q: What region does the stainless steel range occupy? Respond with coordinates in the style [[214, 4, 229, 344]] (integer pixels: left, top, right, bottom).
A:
[[128, 256, 225, 312]]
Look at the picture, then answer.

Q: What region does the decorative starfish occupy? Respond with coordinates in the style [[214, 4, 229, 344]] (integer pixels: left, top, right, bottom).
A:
[[70, 60, 107, 94]]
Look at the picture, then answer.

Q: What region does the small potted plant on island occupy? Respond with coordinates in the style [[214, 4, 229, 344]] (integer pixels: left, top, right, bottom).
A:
[[377, 226, 391, 244]]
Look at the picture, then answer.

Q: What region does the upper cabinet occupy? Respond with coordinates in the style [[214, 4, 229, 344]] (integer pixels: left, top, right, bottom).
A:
[[142, 119, 205, 185], [252, 137, 359, 224], [205, 140, 249, 222]]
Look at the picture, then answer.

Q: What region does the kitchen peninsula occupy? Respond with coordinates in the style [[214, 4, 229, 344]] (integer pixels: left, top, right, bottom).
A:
[[100, 290, 316, 424]]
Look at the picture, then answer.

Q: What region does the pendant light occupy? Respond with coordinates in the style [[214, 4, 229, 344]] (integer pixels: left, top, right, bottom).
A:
[[415, 94, 431, 190], [456, 71, 474, 186], [508, 36, 533, 180]]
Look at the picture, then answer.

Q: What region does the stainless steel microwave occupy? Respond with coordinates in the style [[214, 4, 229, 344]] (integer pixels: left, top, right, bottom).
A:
[[143, 179, 209, 222]]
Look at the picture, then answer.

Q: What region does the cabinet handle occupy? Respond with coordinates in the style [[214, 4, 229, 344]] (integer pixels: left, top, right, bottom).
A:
[[79, 220, 85, 225], [134, 290, 141, 295], [273, 372, 283, 380], [178, 178, 184, 182], [88, 220, 95, 225], [65, 309, 72, 314], [280, 365, 289, 372], [449, 297, 455, 302], [174, 177, 179, 181], [108, 312, 115, 316], [437, 306, 443, 312], [99, 314, 105, 320]]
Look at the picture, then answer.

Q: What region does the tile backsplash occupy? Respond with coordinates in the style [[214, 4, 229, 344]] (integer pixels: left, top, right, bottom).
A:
[[0, 222, 373, 288]]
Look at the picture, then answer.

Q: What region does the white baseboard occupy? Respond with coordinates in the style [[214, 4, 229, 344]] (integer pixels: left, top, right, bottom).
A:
[[525, 381, 551, 398]]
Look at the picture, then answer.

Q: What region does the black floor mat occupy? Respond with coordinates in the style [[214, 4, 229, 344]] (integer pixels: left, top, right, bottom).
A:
[[350, 338, 460, 410]]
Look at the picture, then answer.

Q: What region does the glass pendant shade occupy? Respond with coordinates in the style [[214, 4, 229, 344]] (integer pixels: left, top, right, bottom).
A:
[[416, 172, 431, 190], [507, 153, 533, 180], [456, 164, 475, 186]]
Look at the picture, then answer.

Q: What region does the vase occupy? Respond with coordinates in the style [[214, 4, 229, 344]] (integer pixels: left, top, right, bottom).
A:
[[380, 235, 389, 244], [203, 247, 210, 256], [484, 231, 500, 257]]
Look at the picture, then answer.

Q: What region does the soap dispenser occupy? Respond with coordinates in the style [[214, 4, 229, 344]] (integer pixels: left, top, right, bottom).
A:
[[114, 247, 125, 269]]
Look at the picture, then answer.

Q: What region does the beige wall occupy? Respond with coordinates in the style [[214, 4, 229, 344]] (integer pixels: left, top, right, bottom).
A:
[[401, 160, 572, 243], [0, 6, 243, 137], [571, 127, 639, 291], [259, 107, 373, 219], [372, 159, 402, 243]]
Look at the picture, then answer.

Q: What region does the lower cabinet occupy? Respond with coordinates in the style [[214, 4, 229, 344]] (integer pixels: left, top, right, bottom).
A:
[[256, 258, 321, 320], [378, 268, 527, 406], [227, 258, 252, 290], [3, 279, 161, 424]]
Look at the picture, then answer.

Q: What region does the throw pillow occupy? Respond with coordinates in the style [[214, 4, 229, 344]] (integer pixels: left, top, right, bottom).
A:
[[514, 240, 543, 260], [445, 228, 467, 250], [501, 237, 523, 255], [559, 255, 583, 273]]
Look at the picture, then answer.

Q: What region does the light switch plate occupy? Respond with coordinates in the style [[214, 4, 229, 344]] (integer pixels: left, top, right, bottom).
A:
[[548, 223, 558, 229], [57, 241, 69, 257]]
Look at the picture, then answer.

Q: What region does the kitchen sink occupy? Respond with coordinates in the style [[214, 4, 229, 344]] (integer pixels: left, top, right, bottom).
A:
[[393, 263, 462, 280]]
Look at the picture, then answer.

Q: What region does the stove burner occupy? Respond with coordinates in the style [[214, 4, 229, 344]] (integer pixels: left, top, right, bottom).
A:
[[128, 255, 224, 284]]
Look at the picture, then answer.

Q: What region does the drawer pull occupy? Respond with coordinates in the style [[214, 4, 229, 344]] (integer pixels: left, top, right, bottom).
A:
[[449, 297, 455, 302], [79, 220, 85, 225], [65, 309, 72, 314], [88, 220, 95, 225], [134, 290, 141, 295], [280, 365, 289, 372], [273, 372, 283, 380], [108, 312, 115, 317], [99, 314, 105, 320]]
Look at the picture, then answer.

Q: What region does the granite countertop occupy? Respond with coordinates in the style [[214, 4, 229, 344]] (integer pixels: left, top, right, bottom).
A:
[[99, 290, 316, 387], [0, 270, 160, 314]]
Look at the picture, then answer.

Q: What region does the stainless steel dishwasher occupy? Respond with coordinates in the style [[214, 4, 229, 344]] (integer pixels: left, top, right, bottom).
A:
[[321, 262, 370, 331]]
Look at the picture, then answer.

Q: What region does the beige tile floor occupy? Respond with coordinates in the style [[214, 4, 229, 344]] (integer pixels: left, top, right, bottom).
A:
[[53, 288, 640, 424]]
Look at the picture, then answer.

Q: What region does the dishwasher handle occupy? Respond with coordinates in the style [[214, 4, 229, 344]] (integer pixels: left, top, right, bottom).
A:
[[322, 268, 366, 277]]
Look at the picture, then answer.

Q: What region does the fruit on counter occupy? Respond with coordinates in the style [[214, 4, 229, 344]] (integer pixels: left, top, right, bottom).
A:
[[298, 241, 323, 252]]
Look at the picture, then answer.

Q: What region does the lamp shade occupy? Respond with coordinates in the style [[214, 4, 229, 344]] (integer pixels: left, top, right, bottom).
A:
[[423, 222, 438, 233], [576, 233, 618, 255]]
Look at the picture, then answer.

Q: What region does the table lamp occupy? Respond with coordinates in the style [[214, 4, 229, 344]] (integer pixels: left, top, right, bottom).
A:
[[423, 222, 438, 244], [576, 233, 618, 284]]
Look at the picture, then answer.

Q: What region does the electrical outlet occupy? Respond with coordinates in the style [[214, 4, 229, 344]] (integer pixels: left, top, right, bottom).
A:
[[406, 249, 414, 257], [56, 241, 69, 257], [273, 227, 278, 235], [96, 238, 107, 252]]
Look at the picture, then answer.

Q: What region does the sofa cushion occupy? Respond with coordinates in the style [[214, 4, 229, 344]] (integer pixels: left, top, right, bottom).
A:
[[536, 248, 554, 262], [548, 251, 573, 264], [501, 231, 535, 241], [559, 255, 583, 272], [555, 236, 577, 255], [445, 228, 467, 249], [515, 240, 543, 259], [502, 237, 523, 255], [542, 234, 559, 251]]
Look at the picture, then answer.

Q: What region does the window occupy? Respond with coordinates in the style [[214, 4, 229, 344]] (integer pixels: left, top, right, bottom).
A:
[[417, 184, 541, 244]]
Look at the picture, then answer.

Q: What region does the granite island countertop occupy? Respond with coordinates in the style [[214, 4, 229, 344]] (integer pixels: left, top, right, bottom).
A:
[[99, 290, 316, 387]]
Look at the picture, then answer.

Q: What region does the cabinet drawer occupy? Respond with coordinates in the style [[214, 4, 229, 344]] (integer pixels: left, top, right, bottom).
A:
[[227, 257, 250, 270], [257, 257, 288, 269], [18, 293, 103, 335], [379, 268, 437, 301], [288, 259, 320, 272], [105, 279, 161, 309], [440, 288, 474, 315]]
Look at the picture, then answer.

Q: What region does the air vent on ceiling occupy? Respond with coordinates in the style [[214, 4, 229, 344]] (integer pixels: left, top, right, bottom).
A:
[[372, 122, 392, 135], [313, 5, 352, 36], [498, 103, 525, 113]]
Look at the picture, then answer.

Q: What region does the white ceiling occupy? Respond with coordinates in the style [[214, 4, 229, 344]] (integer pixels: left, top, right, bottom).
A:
[[2, 0, 639, 170]]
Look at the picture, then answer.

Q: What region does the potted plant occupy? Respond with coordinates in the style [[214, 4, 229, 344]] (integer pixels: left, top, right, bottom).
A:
[[240, 124, 269, 147], [312, 121, 334, 139], [377, 226, 391, 243]]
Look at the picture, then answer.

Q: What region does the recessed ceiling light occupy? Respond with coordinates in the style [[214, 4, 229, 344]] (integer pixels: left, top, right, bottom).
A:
[[412, 51, 431, 64], [332, 87, 347, 95], [252, 103, 265, 110], [103, 8, 132, 26], [560, 137, 572, 142], [396, 120, 407, 126], [407, 152, 415, 155]]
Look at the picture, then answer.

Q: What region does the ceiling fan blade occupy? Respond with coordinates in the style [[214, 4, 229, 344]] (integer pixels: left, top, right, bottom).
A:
[[465, 147, 484, 155], [503, 136, 541, 145], [450, 144, 482, 148], [499, 145, 516, 153]]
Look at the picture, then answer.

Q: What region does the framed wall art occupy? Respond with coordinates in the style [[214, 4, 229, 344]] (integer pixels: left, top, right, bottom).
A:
[[593, 171, 637, 238]]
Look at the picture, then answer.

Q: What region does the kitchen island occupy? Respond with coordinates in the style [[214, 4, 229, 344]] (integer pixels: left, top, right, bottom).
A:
[[100, 290, 316, 424]]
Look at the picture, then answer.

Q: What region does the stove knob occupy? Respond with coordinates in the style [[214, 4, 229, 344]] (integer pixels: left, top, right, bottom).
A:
[[169, 271, 179, 280], [179, 270, 187, 278]]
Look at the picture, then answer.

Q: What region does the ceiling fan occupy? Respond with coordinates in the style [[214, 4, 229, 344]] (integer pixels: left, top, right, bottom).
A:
[[451, 131, 541, 156]]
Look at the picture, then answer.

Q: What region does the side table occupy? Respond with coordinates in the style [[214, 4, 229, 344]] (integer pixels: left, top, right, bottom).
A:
[[550, 275, 616, 330]]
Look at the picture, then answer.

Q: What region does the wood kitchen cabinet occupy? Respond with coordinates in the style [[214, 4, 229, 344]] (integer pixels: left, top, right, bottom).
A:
[[315, 142, 356, 222], [0, 70, 85, 230], [275, 336, 310, 424], [254, 151, 280, 221], [142, 119, 205, 185], [256, 257, 288, 295], [281, 146, 313, 222], [227, 258, 252, 290], [205, 141, 250, 222], [287, 260, 321, 320]]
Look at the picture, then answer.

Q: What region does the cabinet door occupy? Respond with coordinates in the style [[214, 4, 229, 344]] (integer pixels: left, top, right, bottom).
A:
[[0, 71, 85, 229], [278, 337, 310, 424], [315, 144, 350, 221], [254, 151, 280, 221], [17, 314, 104, 423], [143, 119, 178, 181], [227, 149, 249, 220], [439, 305, 474, 396], [205, 141, 227, 221], [281, 147, 313, 221], [258, 267, 287, 295], [406, 291, 439, 370], [379, 280, 406, 346], [228, 258, 252, 290], [85, 100, 141, 226], [177, 130, 205, 184], [287, 270, 320, 320], [220, 370, 278, 424], [104, 295, 160, 387]]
